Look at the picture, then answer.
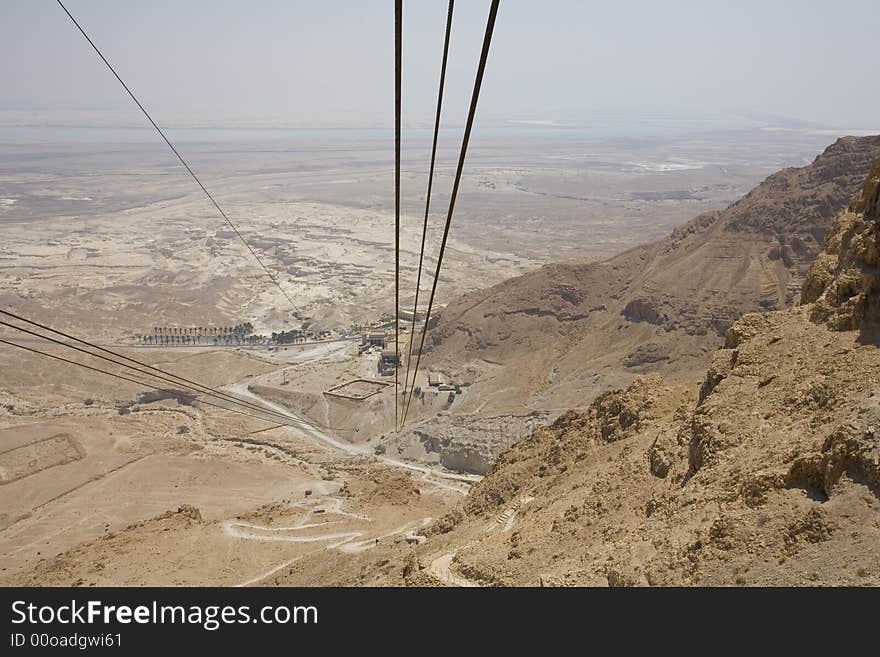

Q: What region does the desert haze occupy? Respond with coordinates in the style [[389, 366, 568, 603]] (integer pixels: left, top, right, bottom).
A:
[[2, 118, 878, 586]]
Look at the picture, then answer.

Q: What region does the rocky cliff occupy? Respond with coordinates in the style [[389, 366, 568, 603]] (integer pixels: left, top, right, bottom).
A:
[[802, 159, 880, 332], [400, 165, 880, 586], [419, 136, 880, 415]]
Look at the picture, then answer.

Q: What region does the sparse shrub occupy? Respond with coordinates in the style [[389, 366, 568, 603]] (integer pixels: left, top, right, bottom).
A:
[[176, 425, 189, 435], [84, 398, 94, 406], [856, 567, 868, 578], [447, 392, 456, 404], [374, 444, 386, 455]]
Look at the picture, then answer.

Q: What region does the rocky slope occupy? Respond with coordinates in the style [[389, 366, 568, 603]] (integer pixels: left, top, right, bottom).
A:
[[399, 164, 880, 586], [381, 411, 549, 475], [803, 159, 880, 333], [419, 136, 880, 414]]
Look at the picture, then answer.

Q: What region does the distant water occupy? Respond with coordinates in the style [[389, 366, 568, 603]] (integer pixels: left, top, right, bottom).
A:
[[0, 113, 788, 145]]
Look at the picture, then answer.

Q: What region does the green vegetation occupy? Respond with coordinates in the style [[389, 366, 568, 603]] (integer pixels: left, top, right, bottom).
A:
[[139, 324, 260, 346], [271, 329, 304, 344]]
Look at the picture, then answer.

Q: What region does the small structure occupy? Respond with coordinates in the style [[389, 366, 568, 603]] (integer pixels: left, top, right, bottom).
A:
[[398, 307, 424, 323], [378, 349, 399, 376], [362, 331, 387, 348], [427, 371, 448, 387]]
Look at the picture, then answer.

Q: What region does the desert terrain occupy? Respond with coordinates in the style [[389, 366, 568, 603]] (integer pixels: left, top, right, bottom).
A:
[[421, 135, 880, 415], [391, 162, 880, 586], [1, 120, 872, 586], [1, 124, 837, 335]]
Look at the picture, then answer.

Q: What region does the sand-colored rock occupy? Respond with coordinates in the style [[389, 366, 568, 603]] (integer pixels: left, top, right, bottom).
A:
[[419, 137, 880, 416], [394, 168, 880, 586], [803, 159, 880, 332]]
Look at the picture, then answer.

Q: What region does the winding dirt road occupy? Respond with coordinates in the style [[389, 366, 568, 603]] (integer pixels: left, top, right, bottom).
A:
[[224, 373, 479, 494], [214, 346, 483, 585], [225, 496, 431, 586]]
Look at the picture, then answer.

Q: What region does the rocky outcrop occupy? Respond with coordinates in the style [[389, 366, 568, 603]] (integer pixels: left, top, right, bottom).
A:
[[412, 166, 880, 587], [424, 301, 880, 585], [624, 342, 671, 369], [787, 421, 880, 499], [422, 136, 880, 413], [389, 412, 550, 475], [551, 374, 663, 445], [802, 159, 880, 332], [622, 299, 666, 325]]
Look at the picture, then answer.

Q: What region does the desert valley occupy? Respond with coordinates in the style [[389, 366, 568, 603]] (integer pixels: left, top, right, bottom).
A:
[[1, 118, 878, 587]]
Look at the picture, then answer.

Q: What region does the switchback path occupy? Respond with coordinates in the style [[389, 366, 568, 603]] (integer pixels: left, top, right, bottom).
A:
[[224, 373, 479, 494]]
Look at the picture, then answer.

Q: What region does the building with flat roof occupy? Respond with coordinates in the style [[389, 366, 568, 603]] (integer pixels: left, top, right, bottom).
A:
[[361, 331, 387, 348], [378, 349, 399, 376]]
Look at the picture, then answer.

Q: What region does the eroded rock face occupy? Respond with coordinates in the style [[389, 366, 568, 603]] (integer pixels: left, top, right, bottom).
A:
[[430, 305, 880, 586], [413, 156, 880, 588], [398, 412, 549, 475], [624, 342, 671, 369], [550, 374, 664, 446], [424, 137, 880, 412], [803, 159, 880, 332], [787, 421, 880, 499], [622, 299, 665, 325]]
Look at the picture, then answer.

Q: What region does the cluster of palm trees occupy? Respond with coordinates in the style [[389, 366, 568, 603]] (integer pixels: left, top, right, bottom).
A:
[[138, 323, 258, 346], [270, 329, 305, 344]]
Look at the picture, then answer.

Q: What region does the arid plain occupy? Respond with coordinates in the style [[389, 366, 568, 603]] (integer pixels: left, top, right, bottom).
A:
[[0, 123, 843, 584]]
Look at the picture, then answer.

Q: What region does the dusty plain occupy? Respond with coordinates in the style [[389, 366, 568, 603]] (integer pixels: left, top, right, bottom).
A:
[[0, 123, 843, 584]]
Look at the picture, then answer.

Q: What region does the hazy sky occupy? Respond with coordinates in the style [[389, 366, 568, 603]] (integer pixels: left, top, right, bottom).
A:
[[2, 0, 878, 129]]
